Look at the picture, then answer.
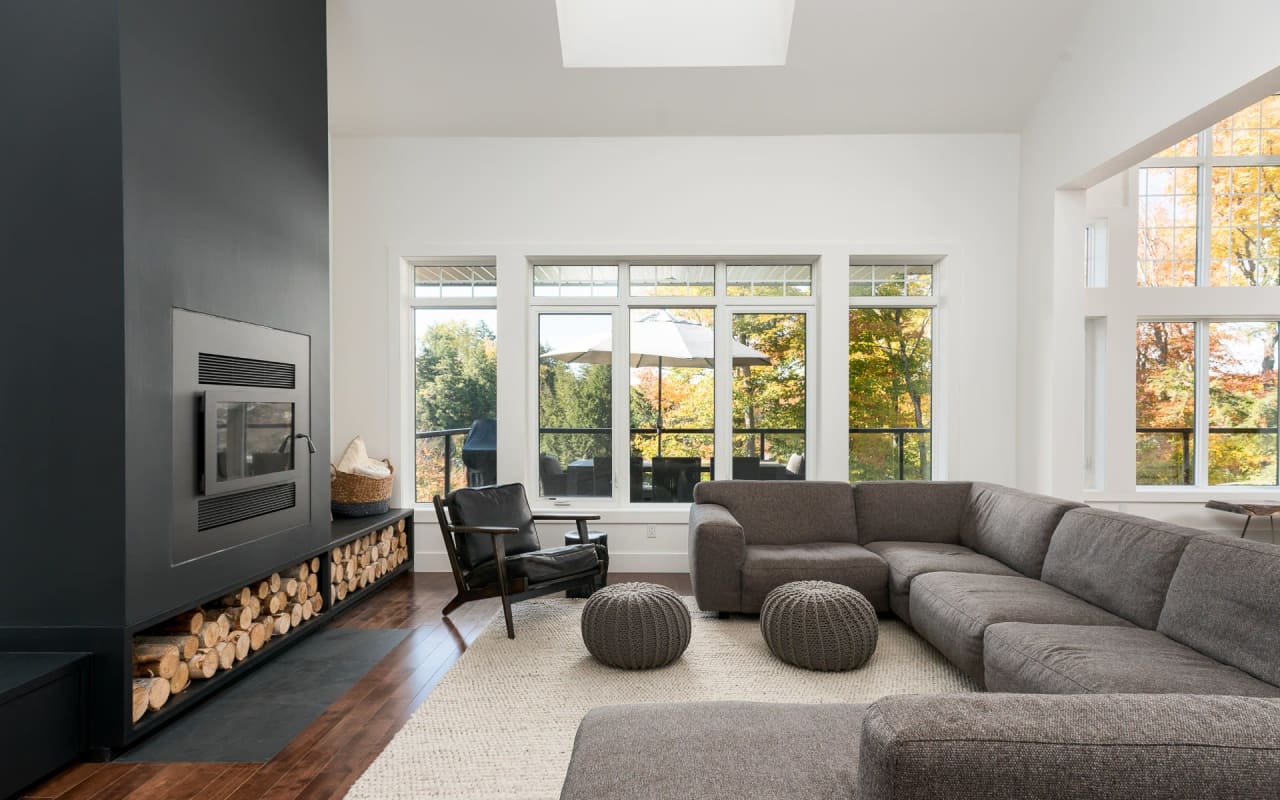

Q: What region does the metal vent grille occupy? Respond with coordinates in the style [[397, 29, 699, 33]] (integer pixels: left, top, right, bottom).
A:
[[198, 352, 296, 388], [197, 483, 296, 531]]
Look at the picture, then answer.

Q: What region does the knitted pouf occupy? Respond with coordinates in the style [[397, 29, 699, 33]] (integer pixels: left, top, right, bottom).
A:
[[581, 582, 692, 669], [760, 581, 879, 671]]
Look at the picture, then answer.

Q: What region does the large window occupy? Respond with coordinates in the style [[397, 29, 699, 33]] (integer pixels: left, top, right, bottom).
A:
[[849, 263, 936, 480], [1128, 94, 1280, 488], [1136, 320, 1278, 487], [412, 265, 497, 502], [531, 261, 812, 504]]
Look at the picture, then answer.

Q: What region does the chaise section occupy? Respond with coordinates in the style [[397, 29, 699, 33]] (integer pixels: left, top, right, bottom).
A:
[[741, 542, 888, 611], [1157, 535, 1280, 687], [857, 693, 1280, 800], [1039, 508, 1203, 629], [559, 702, 867, 800], [852, 480, 972, 544], [909, 573, 1131, 686], [983, 623, 1280, 696], [958, 483, 1084, 579], [862, 541, 1020, 622]]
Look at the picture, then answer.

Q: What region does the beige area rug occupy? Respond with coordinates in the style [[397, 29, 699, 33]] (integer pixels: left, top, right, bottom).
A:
[[345, 597, 977, 800]]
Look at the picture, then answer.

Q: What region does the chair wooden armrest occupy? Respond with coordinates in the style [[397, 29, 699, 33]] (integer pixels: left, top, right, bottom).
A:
[[451, 525, 521, 536], [532, 512, 602, 521], [532, 513, 600, 541]]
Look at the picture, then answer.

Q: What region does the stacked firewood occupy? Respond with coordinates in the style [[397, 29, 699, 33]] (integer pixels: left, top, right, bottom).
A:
[[130, 556, 325, 724], [329, 520, 409, 606]]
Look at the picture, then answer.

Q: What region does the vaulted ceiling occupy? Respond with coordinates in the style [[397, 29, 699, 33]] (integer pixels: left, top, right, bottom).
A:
[[327, 0, 1087, 137]]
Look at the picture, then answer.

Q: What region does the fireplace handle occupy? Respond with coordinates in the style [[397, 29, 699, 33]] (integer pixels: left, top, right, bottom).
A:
[[280, 433, 318, 455]]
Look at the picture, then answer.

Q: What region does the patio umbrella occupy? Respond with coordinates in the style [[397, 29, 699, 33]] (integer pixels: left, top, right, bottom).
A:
[[542, 310, 771, 452]]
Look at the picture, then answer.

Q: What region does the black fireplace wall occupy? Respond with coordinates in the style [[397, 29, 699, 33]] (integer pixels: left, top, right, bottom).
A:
[[0, 0, 330, 629]]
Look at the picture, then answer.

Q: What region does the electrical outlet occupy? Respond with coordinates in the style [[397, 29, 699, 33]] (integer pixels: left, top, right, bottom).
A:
[[645, 524, 657, 539]]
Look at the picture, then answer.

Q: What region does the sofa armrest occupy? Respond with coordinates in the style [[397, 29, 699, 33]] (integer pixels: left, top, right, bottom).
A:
[[859, 693, 1280, 800], [688, 503, 746, 613]]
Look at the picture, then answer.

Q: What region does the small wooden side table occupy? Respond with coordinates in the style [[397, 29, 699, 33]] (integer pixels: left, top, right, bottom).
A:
[[1205, 500, 1280, 541]]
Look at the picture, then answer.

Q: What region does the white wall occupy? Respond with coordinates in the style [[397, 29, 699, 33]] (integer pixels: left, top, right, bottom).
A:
[[331, 134, 1022, 570], [1015, 0, 1280, 535]]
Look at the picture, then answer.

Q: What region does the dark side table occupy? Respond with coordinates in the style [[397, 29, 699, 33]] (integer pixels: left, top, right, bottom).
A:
[[1205, 500, 1280, 541], [565, 530, 609, 598]]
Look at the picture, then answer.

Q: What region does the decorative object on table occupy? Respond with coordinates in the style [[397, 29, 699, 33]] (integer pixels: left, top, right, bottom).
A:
[[564, 530, 608, 598], [1205, 500, 1280, 541], [433, 483, 603, 638], [581, 582, 691, 669], [760, 580, 878, 671], [331, 435, 394, 517]]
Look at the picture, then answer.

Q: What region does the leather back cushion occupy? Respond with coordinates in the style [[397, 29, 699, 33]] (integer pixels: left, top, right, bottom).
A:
[[1041, 508, 1201, 628], [692, 481, 856, 545], [1158, 536, 1280, 687], [853, 481, 972, 544], [447, 483, 541, 569], [958, 483, 1083, 578]]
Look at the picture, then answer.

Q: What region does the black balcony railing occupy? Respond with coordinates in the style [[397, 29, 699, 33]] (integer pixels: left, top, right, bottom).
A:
[[849, 427, 933, 481], [1137, 426, 1279, 485], [415, 426, 469, 501]]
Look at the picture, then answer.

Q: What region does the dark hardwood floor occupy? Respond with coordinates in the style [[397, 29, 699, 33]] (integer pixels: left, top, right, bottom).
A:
[[22, 571, 692, 800]]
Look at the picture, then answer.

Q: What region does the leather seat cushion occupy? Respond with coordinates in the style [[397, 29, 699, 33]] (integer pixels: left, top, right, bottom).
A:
[[466, 543, 599, 588]]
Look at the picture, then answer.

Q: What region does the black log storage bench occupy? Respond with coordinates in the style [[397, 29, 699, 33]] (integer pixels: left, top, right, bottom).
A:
[[123, 510, 415, 755]]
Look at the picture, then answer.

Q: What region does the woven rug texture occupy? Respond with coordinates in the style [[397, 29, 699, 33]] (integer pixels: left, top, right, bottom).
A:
[[344, 596, 978, 800]]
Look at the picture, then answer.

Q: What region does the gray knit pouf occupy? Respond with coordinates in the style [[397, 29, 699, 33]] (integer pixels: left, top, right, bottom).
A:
[[760, 581, 878, 671], [581, 582, 691, 669]]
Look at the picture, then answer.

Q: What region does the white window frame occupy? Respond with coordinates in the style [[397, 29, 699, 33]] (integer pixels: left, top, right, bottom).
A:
[[403, 257, 499, 505], [847, 257, 942, 482], [528, 258, 817, 508], [1082, 95, 1280, 499]]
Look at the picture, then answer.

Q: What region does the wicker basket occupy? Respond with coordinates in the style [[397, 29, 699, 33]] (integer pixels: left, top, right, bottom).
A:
[[331, 459, 394, 517]]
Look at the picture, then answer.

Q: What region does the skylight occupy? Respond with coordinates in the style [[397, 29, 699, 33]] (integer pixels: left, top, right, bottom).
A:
[[555, 0, 796, 69]]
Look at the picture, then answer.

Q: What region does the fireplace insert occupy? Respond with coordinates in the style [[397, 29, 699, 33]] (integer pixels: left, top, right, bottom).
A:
[[173, 310, 313, 564]]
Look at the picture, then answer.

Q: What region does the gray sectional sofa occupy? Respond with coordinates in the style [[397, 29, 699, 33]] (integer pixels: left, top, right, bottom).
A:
[[560, 480, 1280, 799]]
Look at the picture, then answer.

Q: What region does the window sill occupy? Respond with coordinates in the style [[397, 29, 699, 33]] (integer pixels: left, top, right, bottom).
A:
[[412, 503, 693, 525], [1083, 487, 1280, 504]]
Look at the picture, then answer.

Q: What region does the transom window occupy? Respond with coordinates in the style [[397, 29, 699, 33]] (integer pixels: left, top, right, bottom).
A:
[[1138, 94, 1280, 288]]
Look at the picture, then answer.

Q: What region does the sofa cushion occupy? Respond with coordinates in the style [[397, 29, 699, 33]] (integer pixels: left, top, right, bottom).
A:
[[464, 543, 598, 587], [740, 542, 888, 612], [859, 693, 1280, 800], [852, 481, 972, 544], [909, 573, 1131, 687], [864, 541, 1021, 598], [560, 702, 866, 800], [984, 623, 1280, 697], [1040, 508, 1202, 629], [1158, 535, 1280, 687], [693, 481, 856, 545], [958, 483, 1084, 578]]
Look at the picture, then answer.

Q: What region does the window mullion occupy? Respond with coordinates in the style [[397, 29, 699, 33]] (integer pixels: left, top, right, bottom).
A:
[[1193, 320, 1210, 487], [1195, 129, 1212, 287]]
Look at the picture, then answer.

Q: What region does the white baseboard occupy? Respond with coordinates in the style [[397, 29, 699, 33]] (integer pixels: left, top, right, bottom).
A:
[[413, 550, 689, 573]]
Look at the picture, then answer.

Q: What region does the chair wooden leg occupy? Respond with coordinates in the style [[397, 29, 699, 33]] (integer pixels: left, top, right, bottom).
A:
[[442, 594, 466, 617], [492, 534, 515, 639]]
